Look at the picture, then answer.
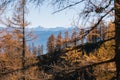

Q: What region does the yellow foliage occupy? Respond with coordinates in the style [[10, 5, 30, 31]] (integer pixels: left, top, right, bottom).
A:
[[61, 38, 115, 80]]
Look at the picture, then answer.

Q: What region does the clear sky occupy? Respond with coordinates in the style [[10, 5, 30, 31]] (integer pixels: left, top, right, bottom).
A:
[[27, 5, 78, 28], [0, 3, 82, 28]]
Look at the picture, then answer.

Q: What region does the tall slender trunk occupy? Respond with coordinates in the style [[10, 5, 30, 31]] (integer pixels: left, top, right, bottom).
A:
[[115, 0, 120, 79], [21, 0, 25, 80]]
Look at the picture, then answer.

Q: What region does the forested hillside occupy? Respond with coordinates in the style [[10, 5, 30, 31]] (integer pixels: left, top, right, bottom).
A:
[[0, 21, 116, 80], [0, 0, 120, 80], [40, 21, 115, 80]]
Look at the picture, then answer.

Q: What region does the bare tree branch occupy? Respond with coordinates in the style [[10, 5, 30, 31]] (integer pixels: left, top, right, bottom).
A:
[[52, 0, 85, 14]]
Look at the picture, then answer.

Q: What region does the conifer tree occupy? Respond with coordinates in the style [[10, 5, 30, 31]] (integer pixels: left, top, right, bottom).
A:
[[0, 0, 34, 79], [106, 21, 115, 39], [10, 0, 27, 79], [56, 32, 63, 51], [47, 34, 56, 54], [87, 26, 100, 43], [71, 28, 78, 46], [114, 0, 120, 78], [64, 30, 69, 47], [37, 45, 44, 55], [98, 21, 107, 41], [79, 28, 85, 45]]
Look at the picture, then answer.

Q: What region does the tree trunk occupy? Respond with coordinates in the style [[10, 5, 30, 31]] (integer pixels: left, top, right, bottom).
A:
[[115, 0, 120, 79], [21, 0, 25, 80]]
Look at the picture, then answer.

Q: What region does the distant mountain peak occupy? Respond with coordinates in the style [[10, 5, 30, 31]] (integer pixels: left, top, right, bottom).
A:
[[33, 25, 78, 31]]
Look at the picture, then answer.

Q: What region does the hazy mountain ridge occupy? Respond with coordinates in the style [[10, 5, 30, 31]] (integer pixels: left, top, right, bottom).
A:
[[29, 26, 75, 49], [30, 26, 75, 31]]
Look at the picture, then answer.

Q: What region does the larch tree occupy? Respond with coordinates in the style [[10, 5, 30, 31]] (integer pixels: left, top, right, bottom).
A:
[[71, 28, 78, 46], [87, 26, 100, 43], [115, 0, 120, 79], [106, 21, 115, 39], [79, 28, 85, 45], [47, 34, 56, 54], [7, 0, 28, 79], [98, 21, 107, 41], [56, 32, 63, 51], [0, 0, 41, 79], [64, 30, 69, 47], [37, 45, 44, 56]]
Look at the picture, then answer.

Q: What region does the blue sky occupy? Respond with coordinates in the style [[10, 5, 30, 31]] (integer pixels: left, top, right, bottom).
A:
[[0, 2, 83, 28], [27, 5, 78, 28]]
